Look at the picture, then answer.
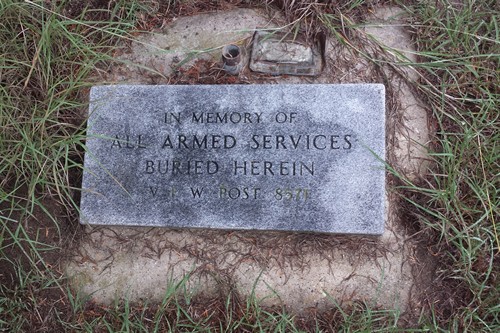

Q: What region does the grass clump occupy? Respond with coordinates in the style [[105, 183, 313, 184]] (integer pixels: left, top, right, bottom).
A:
[[397, 0, 499, 331], [0, 0, 137, 217], [0, 0, 138, 331]]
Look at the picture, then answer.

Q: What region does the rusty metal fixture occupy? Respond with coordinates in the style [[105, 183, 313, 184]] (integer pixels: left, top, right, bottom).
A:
[[222, 44, 242, 74], [249, 31, 324, 76]]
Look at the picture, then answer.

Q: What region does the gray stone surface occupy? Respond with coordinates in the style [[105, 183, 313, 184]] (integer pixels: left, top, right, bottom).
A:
[[105, 8, 273, 82], [81, 84, 385, 234]]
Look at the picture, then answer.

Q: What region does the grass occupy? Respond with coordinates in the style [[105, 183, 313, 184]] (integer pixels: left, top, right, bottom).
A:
[[398, 1, 499, 330], [1, 0, 499, 331]]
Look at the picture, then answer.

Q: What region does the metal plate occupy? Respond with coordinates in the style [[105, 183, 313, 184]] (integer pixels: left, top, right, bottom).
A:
[[249, 31, 323, 76]]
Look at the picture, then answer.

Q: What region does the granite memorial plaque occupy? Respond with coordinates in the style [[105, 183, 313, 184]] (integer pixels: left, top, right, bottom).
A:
[[81, 84, 385, 234]]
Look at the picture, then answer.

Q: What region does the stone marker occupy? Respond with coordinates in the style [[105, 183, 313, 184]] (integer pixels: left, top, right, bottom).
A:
[[81, 84, 385, 234]]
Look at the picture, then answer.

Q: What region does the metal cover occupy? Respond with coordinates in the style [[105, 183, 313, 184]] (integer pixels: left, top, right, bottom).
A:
[[249, 31, 323, 76]]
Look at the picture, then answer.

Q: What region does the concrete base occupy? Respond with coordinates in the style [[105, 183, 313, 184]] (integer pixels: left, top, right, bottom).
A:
[[69, 6, 431, 314], [365, 7, 430, 180], [71, 225, 412, 311]]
